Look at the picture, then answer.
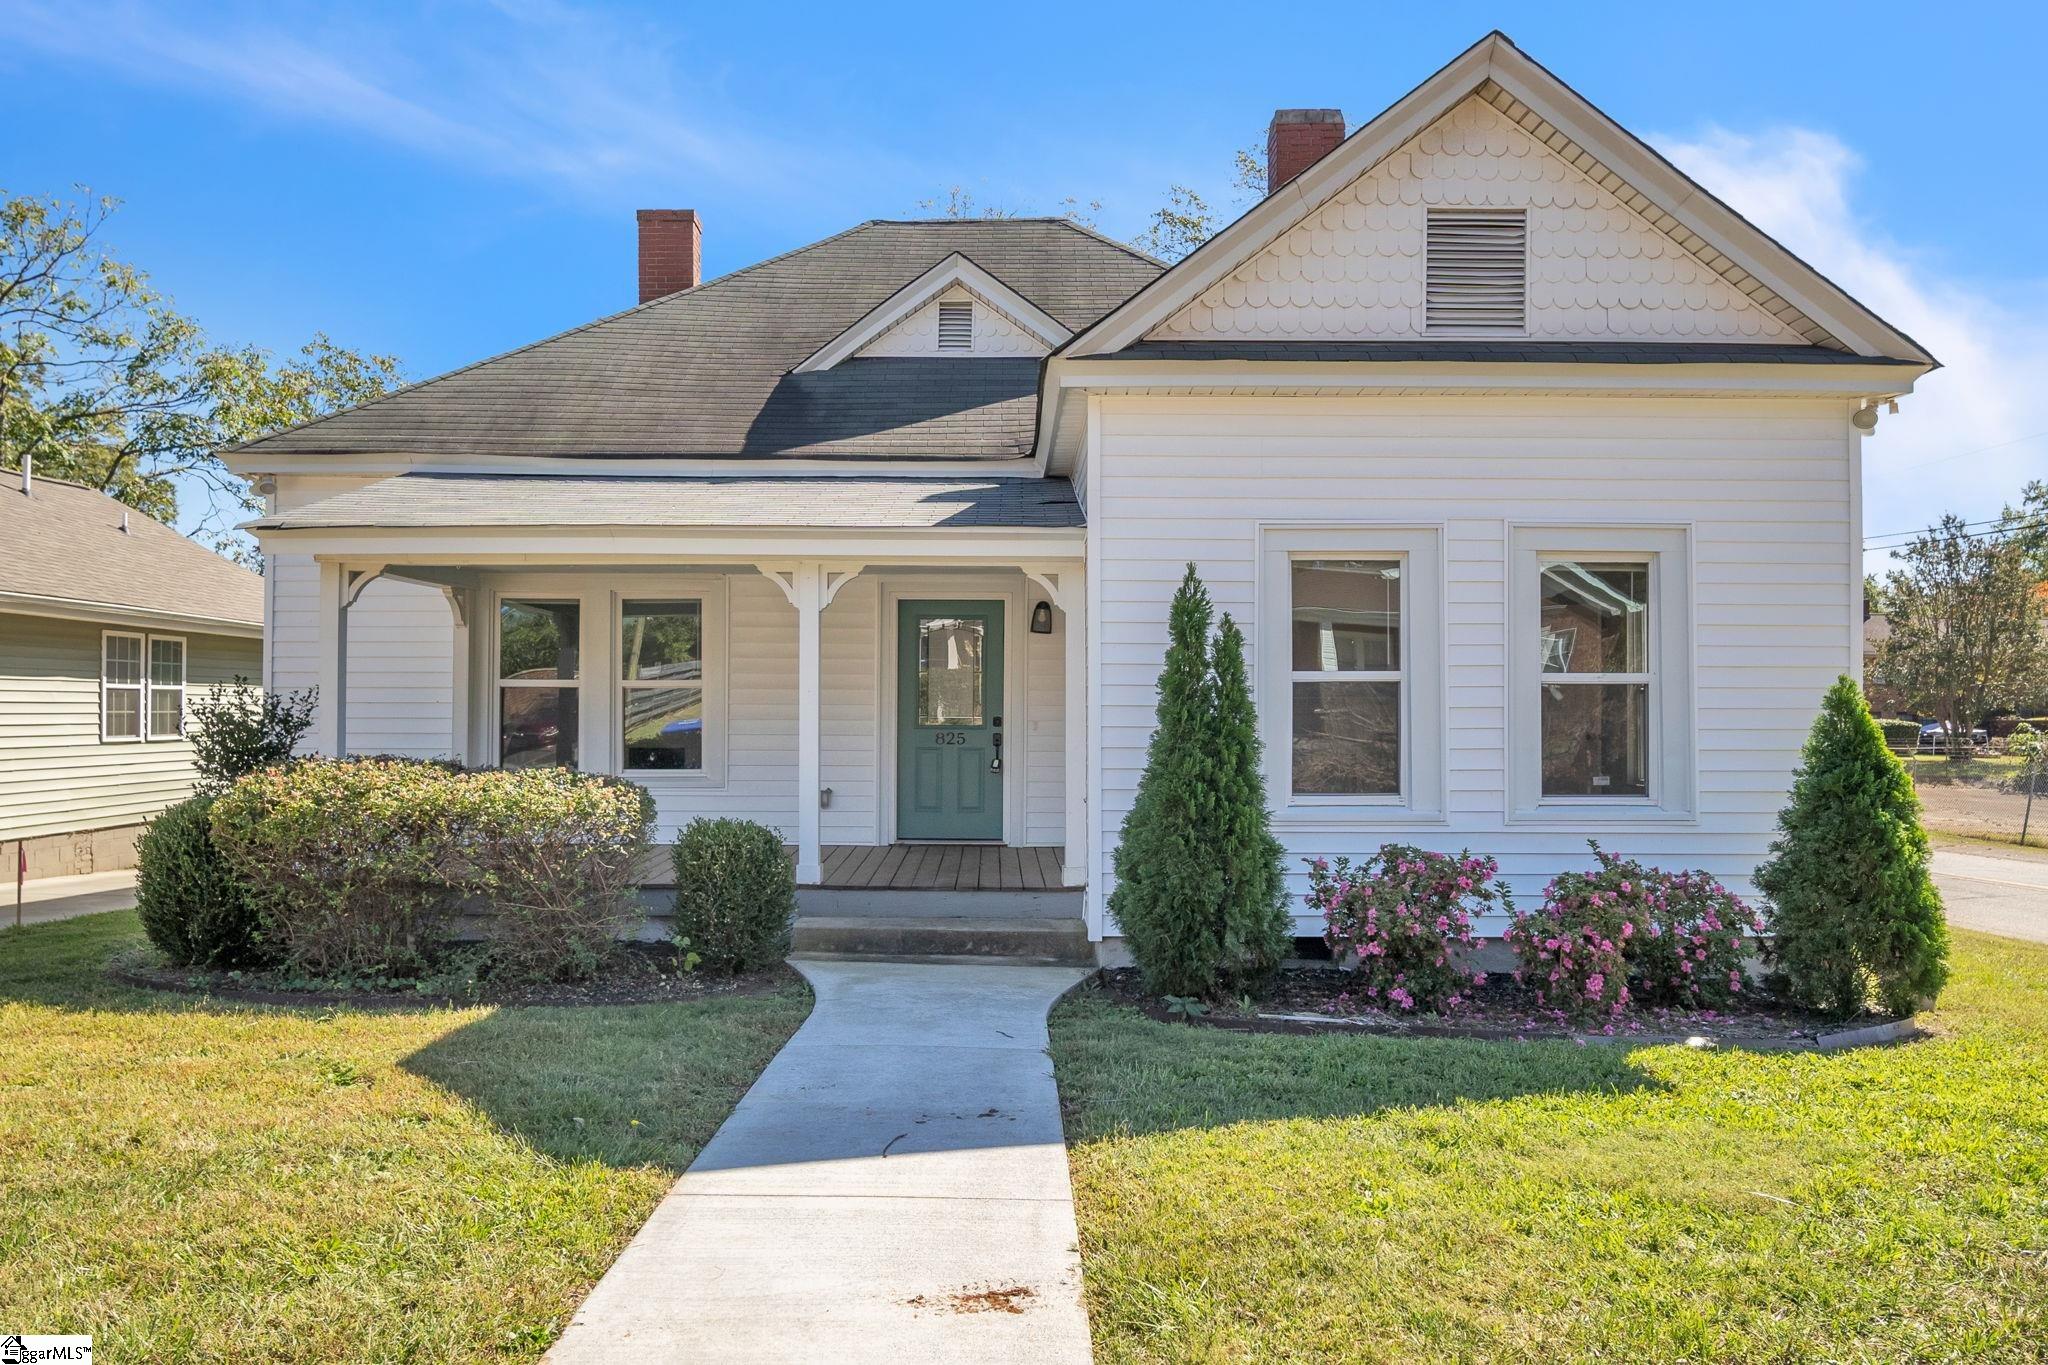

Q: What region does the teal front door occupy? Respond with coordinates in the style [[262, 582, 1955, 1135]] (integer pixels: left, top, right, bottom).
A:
[[897, 600, 1004, 840]]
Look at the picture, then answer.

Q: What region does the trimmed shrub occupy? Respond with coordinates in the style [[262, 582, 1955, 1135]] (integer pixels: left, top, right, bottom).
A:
[[185, 678, 317, 793], [1210, 615, 1293, 992], [1565, 844, 1761, 1009], [1110, 565, 1226, 998], [211, 758, 653, 980], [670, 818, 796, 974], [135, 796, 268, 968], [1308, 845, 1508, 1013], [1756, 676, 1949, 1018], [1504, 869, 1633, 1021]]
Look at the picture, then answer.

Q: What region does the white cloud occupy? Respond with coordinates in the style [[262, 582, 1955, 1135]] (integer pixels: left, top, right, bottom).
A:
[[1654, 126, 2048, 572], [2, 0, 847, 198]]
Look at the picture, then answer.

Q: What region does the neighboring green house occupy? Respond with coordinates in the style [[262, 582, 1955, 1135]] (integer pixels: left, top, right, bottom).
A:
[[1, 468, 263, 879]]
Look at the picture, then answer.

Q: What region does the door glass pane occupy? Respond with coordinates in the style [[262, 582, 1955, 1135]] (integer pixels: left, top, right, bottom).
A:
[[1539, 562, 1648, 674], [622, 686, 703, 770], [499, 601, 580, 680], [620, 601, 701, 681], [1292, 680, 1400, 795], [105, 689, 141, 739], [501, 687, 579, 768], [1541, 682, 1649, 796], [1292, 560, 1400, 672], [917, 617, 984, 726]]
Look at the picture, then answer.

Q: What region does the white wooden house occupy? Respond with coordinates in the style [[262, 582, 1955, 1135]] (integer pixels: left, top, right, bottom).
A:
[[226, 33, 1932, 958]]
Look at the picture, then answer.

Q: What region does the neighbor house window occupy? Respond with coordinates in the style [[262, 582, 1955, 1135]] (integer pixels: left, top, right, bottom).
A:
[[498, 599, 581, 768], [1538, 560, 1651, 797], [102, 631, 185, 742], [1509, 526, 1693, 821], [102, 631, 144, 741], [1258, 526, 1444, 819], [147, 636, 187, 740], [619, 599, 703, 771], [1290, 559, 1403, 796]]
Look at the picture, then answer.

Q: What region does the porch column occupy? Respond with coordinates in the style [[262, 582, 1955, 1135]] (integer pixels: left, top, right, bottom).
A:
[[442, 585, 472, 765], [793, 561, 825, 884], [316, 561, 349, 757], [1062, 564, 1088, 889]]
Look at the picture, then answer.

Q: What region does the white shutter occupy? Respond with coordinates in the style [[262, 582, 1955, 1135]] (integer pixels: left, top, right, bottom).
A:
[[937, 300, 973, 350], [1425, 210, 1527, 334]]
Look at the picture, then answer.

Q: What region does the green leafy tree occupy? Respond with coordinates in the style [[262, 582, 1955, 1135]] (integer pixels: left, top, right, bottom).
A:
[[1210, 613, 1293, 986], [1876, 509, 2048, 756], [1109, 565, 1225, 996], [0, 189, 403, 562], [1133, 184, 1215, 262], [1756, 676, 1949, 1017]]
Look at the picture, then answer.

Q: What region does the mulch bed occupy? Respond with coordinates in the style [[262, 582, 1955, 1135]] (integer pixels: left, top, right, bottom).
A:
[[107, 943, 801, 1010], [1085, 967, 1922, 1051]]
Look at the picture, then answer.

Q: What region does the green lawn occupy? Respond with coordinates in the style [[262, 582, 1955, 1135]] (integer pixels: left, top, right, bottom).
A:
[[1053, 929, 2048, 1363], [0, 911, 810, 1361]]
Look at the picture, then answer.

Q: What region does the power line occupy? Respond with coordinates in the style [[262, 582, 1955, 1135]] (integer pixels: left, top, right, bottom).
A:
[[1864, 515, 2048, 550], [1894, 428, 2048, 473]]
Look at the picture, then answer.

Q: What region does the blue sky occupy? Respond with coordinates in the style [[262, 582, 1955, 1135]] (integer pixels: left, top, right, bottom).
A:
[[7, 0, 2044, 566]]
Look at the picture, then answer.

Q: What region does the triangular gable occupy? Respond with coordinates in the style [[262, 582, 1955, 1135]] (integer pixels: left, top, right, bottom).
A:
[[794, 253, 1071, 372], [858, 284, 1052, 358], [1153, 93, 1800, 343], [1063, 32, 1934, 363]]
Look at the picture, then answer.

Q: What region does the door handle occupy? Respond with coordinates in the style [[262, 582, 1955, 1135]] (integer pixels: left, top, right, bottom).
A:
[[990, 729, 1003, 773]]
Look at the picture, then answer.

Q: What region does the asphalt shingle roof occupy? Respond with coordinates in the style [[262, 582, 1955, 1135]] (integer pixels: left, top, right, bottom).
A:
[[1, 476, 263, 627], [250, 473, 1085, 531], [235, 220, 1162, 462]]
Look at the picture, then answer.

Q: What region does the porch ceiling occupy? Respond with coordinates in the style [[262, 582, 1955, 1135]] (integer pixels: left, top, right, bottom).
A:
[[250, 471, 1083, 532]]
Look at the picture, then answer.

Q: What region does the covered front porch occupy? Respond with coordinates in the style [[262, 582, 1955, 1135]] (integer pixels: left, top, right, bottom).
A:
[[257, 474, 1091, 912]]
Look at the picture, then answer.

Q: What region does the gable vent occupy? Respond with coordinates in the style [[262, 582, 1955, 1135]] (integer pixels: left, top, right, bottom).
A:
[[1425, 209, 1527, 334], [937, 300, 973, 350]]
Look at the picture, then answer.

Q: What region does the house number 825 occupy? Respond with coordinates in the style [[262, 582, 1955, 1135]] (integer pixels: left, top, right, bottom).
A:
[[934, 732, 966, 746]]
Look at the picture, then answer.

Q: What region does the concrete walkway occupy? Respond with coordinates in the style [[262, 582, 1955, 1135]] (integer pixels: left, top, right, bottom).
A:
[[3, 869, 137, 929], [1933, 847, 2048, 945], [548, 960, 1095, 1364]]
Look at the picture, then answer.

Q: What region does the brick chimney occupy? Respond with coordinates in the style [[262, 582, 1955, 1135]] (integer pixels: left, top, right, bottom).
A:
[[1266, 109, 1345, 196], [637, 209, 702, 303]]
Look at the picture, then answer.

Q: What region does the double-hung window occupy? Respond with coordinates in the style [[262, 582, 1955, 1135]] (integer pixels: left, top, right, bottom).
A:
[[497, 599, 582, 768], [619, 599, 704, 771], [1259, 526, 1444, 819], [103, 631, 185, 742], [1510, 526, 1693, 820]]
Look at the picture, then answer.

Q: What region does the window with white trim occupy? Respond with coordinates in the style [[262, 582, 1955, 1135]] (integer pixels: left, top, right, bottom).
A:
[[1259, 526, 1444, 819], [619, 599, 704, 771], [147, 636, 187, 740], [102, 631, 144, 741], [1510, 527, 1693, 820], [1290, 559, 1403, 796], [498, 599, 581, 768]]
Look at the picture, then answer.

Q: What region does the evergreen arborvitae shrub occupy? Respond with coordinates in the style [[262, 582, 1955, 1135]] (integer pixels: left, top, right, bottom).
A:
[[1209, 613, 1293, 991], [671, 817, 796, 974], [136, 795, 269, 968], [1109, 564, 1226, 997], [1756, 676, 1949, 1017]]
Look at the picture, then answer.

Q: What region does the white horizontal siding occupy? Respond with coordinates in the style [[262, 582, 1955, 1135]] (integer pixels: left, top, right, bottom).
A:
[[0, 612, 261, 840], [1025, 604, 1066, 845], [1092, 394, 1855, 931]]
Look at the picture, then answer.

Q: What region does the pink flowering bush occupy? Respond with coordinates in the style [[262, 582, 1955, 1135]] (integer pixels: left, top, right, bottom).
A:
[[1307, 845, 1512, 1013], [1611, 856, 1762, 1008], [1506, 842, 1764, 1019], [1503, 865, 1633, 1021]]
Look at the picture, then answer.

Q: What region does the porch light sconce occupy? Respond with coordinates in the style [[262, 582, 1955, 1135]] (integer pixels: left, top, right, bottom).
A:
[[1030, 600, 1054, 634], [819, 787, 833, 809]]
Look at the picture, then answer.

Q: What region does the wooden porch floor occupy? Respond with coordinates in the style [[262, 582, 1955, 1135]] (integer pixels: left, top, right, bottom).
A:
[[818, 844, 1072, 891]]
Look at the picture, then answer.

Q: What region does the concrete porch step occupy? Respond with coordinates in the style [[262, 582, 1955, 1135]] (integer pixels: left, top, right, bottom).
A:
[[790, 915, 1095, 966]]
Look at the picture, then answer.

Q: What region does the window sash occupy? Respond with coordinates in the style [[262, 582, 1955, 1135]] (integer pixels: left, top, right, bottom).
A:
[[146, 636, 187, 740], [1536, 554, 1654, 800], [101, 631, 144, 742], [1288, 554, 1407, 802]]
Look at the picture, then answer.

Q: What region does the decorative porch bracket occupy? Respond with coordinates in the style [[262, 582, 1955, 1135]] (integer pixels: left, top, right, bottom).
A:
[[755, 561, 866, 883]]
